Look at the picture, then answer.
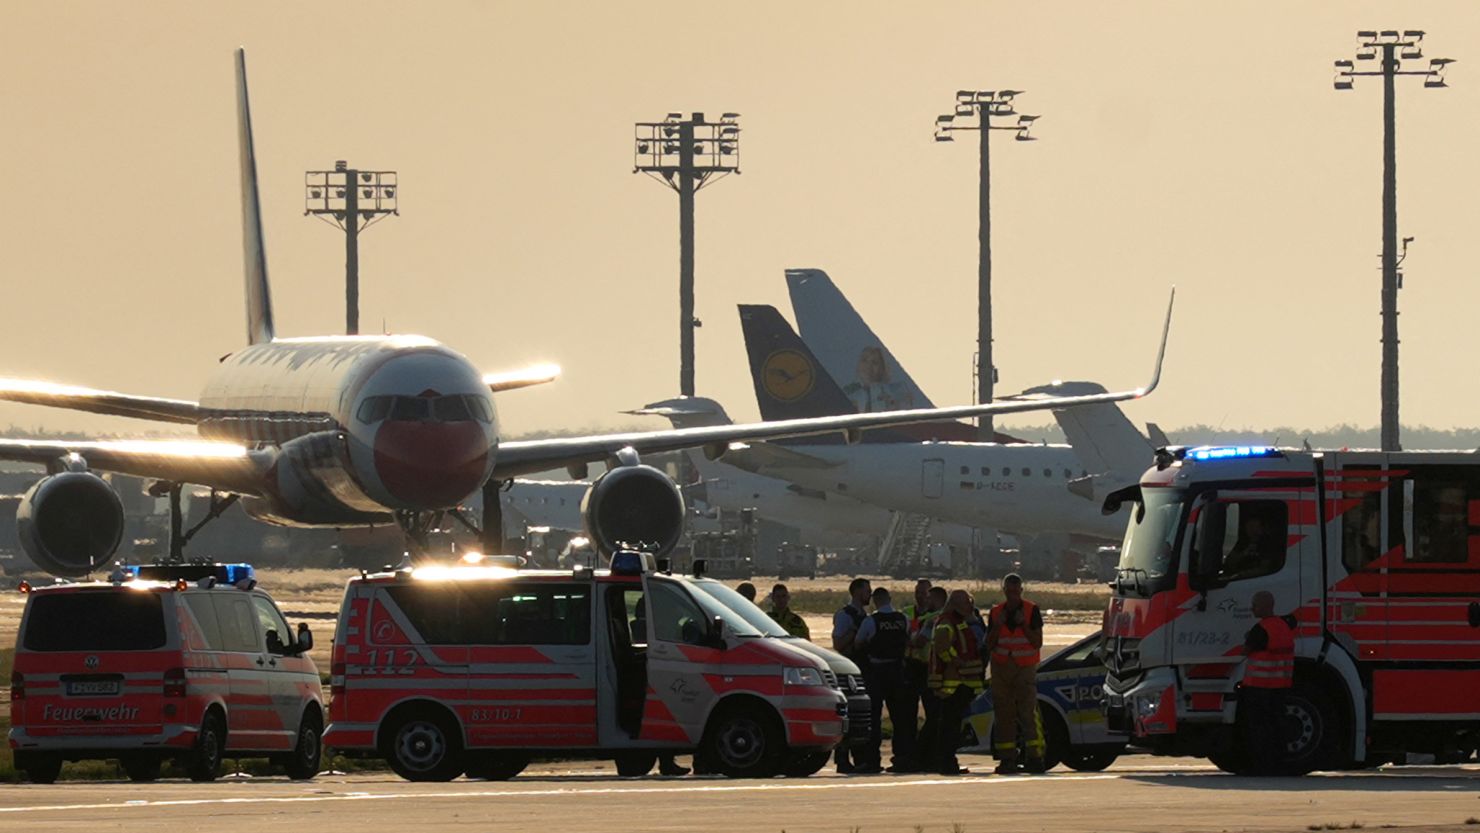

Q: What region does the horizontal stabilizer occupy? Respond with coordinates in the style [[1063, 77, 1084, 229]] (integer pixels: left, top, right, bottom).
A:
[[0, 379, 199, 424], [624, 396, 733, 429], [483, 363, 561, 393]]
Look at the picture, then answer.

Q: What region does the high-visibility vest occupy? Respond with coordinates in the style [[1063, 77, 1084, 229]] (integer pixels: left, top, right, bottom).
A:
[[927, 613, 985, 694], [905, 606, 939, 664], [1244, 615, 1295, 689], [989, 600, 1040, 667]]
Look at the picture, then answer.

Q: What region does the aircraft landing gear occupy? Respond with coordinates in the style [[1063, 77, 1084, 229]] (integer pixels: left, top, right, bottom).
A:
[[147, 483, 240, 563]]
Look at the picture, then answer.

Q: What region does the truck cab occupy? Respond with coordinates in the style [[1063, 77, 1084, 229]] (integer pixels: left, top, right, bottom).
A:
[[1103, 446, 1480, 773], [324, 552, 850, 781]]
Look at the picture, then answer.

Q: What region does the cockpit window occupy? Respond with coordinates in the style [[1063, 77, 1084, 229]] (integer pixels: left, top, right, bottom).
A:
[[356, 396, 392, 424], [358, 394, 494, 424]]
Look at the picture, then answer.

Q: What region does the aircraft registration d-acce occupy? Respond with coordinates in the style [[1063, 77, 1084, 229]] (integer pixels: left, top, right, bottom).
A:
[[0, 49, 1168, 578]]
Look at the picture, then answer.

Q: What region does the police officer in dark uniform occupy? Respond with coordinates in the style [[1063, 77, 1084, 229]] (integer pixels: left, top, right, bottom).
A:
[[831, 577, 872, 773], [855, 587, 918, 773]]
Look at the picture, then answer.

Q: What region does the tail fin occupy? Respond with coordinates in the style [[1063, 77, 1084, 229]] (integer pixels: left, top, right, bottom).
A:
[[738, 304, 861, 421], [235, 48, 274, 345], [1018, 380, 1152, 478], [786, 268, 935, 409]]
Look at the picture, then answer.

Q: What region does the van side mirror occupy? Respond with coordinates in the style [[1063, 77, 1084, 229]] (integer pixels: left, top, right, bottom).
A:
[[284, 623, 314, 656], [709, 615, 728, 650]]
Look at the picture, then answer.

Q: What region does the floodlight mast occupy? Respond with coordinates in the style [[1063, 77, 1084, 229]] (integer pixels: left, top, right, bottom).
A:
[[1333, 30, 1452, 452], [935, 91, 1037, 441], [634, 113, 741, 398], [304, 161, 399, 335]]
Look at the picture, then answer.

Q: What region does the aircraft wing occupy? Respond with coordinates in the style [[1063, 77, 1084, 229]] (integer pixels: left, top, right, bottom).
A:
[[0, 379, 199, 424], [484, 363, 561, 393], [0, 438, 268, 495], [494, 288, 1171, 479]]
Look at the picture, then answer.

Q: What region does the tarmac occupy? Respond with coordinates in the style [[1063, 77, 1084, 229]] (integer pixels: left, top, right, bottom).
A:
[[4, 755, 1480, 833]]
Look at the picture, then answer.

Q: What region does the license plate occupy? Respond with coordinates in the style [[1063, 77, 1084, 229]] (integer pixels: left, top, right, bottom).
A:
[[65, 680, 121, 697]]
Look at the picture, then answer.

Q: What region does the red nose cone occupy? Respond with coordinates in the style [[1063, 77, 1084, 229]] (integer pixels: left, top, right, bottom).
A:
[[373, 421, 489, 508]]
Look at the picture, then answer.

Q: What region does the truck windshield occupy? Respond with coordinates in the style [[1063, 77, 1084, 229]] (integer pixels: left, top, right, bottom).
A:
[[666, 578, 767, 638], [1117, 487, 1185, 597], [689, 580, 790, 638]]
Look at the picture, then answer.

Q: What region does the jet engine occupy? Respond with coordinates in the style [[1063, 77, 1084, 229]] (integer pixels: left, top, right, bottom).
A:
[[17, 472, 125, 577], [581, 464, 685, 558]]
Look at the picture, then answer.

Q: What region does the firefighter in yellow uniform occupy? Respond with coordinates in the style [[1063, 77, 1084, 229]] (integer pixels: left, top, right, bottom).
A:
[[985, 573, 1045, 774], [921, 589, 984, 775]]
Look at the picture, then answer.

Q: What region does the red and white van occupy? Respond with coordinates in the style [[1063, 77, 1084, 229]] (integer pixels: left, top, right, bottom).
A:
[[323, 552, 853, 780], [9, 564, 323, 783]]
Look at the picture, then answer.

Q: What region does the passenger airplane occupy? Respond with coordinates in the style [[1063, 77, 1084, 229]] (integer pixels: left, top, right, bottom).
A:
[[716, 301, 1171, 543], [0, 50, 1162, 578]]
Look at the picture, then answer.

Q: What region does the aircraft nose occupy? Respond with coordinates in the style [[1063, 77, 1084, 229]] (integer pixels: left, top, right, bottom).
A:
[[373, 420, 490, 509]]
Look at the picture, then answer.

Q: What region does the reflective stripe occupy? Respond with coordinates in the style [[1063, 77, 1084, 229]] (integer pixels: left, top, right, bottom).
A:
[[927, 618, 983, 693], [1244, 616, 1295, 689]]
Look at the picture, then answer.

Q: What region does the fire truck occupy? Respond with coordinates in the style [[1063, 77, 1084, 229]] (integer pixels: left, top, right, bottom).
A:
[[1102, 446, 1480, 773], [323, 552, 858, 781], [9, 563, 323, 783]]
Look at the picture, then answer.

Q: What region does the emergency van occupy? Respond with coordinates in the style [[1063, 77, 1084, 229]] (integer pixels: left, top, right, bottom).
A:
[[1102, 446, 1480, 774], [324, 553, 852, 781], [9, 563, 323, 783]]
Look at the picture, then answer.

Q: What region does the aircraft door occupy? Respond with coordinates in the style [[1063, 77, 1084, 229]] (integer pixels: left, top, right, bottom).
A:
[[922, 458, 944, 499], [1174, 487, 1309, 670]]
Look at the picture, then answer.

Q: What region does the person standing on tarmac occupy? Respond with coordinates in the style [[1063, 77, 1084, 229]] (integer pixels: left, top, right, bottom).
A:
[[912, 585, 948, 768], [767, 583, 810, 639], [985, 573, 1045, 774], [854, 587, 918, 773], [920, 589, 984, 775], [1241, 590, 1297, 773], [831, 577, 872, 773]]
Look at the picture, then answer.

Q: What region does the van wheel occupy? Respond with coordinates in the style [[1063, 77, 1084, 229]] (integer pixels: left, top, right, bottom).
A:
[[465, 751, 529, 781], [703, 704, 784, 779], [187, 712, 226, 782], [781, 750, 830, 778], [24, 754, 63, 784], [123, 755, 162, 782], [614, 752, 657, 777], [284, 710, 323, 781], [385, 710, 464, 782], [1064, 745, 1124, 772]]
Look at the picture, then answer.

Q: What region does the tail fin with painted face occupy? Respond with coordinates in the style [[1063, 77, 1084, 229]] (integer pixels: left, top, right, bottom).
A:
[[236, 48, 274, 345]]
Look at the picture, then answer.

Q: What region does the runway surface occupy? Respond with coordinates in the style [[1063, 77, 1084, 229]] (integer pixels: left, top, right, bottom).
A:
[[5, 755, 1480, 833]]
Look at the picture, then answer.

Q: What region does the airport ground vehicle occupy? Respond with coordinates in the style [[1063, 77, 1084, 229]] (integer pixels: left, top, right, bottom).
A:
[[961, 631, 1126, 771], [776, 542, 818, 580], [1102, 446, 1480, 774], [323, 553, 853, 781], [8, 563, 323, 783]]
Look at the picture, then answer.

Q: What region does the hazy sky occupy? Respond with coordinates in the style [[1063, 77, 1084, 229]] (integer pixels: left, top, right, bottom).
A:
[[4, 2, 1480, 441]]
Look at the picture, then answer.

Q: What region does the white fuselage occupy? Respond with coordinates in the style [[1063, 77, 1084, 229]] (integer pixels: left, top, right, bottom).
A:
[[733, 441, 1122, 541], [194, 335, 497, 525]]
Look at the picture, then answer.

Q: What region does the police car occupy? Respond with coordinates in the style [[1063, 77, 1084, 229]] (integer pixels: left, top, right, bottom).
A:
[[8, 563, 324, 783], [323, 552, 851, 781], [961, 631, 1127, 771]]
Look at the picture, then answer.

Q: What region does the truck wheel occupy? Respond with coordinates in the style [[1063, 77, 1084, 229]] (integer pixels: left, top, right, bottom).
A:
[[1064, 745, 1124, 772], [703, 704, 784, 778], [284, 710, 323, 781], [186, 712, 226, 782], [23, 753, 63, 784], [123, 755, 162, 782], [1277, 684, 1342, 775], [384, 710, 464, 782], [781, 750, 830, 778], [614, 752, 657, 777], [465, 751, 529, 781]]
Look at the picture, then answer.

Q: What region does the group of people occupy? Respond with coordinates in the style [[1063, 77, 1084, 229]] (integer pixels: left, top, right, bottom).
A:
[[822, 575, 1045, 776]]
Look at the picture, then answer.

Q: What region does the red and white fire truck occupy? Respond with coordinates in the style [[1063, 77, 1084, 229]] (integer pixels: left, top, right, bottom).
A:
[[323, 552, 858, 781], [1102, 446, 1480, 773], [9, 563, 324, 783]]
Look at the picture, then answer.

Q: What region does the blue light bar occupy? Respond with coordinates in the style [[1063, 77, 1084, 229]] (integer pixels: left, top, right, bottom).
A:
[[1188, 446, 1280, 462], [129, 563, 256, 584], [609, 551, 646, 576]]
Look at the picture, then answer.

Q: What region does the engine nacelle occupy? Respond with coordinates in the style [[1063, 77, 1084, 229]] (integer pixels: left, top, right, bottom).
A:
[[581, 464, 685, 558], [17, 472, 125, 577]]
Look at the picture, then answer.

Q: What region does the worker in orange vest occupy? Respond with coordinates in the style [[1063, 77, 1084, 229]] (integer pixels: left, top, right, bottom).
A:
[[1241, 590, 1297, 773], [985, 573, 1045, 774]]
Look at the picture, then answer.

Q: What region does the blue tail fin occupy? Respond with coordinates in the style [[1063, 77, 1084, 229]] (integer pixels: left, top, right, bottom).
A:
[[235, 48, 274, 345], [738, 304, 860, 421]]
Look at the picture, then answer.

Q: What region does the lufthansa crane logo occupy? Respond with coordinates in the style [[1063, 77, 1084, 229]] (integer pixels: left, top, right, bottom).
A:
[[762, 350, 815, 402]]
